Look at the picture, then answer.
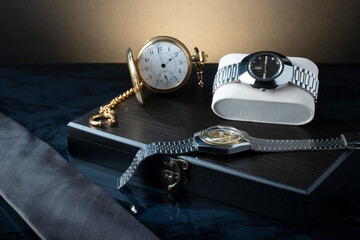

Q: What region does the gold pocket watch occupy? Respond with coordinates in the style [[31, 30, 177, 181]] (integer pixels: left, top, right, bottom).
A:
[[90, 36, 207, 126]]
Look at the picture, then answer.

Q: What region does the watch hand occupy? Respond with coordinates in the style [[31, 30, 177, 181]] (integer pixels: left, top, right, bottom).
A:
[[262, 70, 266, 79], [164, 58, 173, 65], [160, 56, 173, 69], [263, 56, 268, 78], [159, 53, 165, 65]]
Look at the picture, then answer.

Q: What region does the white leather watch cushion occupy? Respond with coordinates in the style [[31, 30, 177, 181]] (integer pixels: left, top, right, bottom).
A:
[[211, 53, 319, 125]]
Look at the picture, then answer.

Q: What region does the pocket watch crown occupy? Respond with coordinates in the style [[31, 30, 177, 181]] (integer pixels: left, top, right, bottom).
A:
[[192, 47, 208, 87], [192, 47, 208, 63]]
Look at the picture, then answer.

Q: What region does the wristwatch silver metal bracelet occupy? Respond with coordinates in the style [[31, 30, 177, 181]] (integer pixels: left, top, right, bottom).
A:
[[117, 126, 360, 190], [117, 138, 198, 189], [212, 51, 319, 100], [245, 134, 345, 152]]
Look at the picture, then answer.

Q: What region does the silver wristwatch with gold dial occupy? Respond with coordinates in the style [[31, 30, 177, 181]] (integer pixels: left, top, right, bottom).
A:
[[213, 51, 319, 100], [117, 126, 360, 190]]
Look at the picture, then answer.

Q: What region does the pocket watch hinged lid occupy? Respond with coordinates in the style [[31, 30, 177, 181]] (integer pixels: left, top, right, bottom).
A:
[[127, 47, 144, 105]]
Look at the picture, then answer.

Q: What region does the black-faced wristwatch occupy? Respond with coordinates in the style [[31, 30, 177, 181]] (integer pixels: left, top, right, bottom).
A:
[[117, 126, 360, 189], [212, 51, 319, 100]]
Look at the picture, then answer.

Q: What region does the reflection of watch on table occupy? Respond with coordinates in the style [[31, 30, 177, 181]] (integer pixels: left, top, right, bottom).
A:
[[117, 126, 360, 190], [212, 51, 319, 100]]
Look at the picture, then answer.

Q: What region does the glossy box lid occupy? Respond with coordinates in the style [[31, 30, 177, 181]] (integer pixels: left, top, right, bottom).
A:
[[67, 83, 360, 225]]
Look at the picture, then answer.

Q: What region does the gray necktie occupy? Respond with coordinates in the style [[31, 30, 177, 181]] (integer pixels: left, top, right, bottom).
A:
[[0, 112, 158, 240]]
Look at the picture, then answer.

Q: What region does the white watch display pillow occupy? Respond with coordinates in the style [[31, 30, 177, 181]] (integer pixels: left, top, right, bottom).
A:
[[211, 53, 319, 125]]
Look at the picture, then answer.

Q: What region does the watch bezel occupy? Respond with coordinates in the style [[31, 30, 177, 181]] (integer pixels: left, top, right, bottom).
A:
[[240, 51, 293, 89], [193, 125, 251, 155], [199, 125, 245, 146], [247, 52, 284, 80]]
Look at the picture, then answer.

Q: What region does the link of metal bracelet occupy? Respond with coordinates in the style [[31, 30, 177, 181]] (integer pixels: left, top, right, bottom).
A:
[[212, 63, 319, 100], [117, 138, 198, 189], [290, 65, 319, 100], [213, 63, 240, 94], [244, 135, 346, 152]]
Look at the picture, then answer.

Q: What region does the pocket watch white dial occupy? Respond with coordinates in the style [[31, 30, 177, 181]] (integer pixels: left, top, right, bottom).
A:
[[127, 36, 207, 104], [137, 37, 191, 92]]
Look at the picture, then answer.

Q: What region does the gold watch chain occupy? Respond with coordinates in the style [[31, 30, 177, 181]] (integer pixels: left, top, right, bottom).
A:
[[89, 82, 143, 126]]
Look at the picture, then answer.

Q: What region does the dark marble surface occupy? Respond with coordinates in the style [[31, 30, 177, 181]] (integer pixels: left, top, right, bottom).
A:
[[1, 63, 360, 239]]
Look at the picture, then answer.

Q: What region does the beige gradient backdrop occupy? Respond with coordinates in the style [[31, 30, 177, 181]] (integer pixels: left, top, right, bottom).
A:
[[0, 0, 359, 64]]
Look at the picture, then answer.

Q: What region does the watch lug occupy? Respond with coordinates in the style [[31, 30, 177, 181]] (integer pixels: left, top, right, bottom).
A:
[[341, 132, 360, 150]]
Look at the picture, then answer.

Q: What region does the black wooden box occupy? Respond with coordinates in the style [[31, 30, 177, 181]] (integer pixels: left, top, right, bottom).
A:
[[67, 84, 360, 225]]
